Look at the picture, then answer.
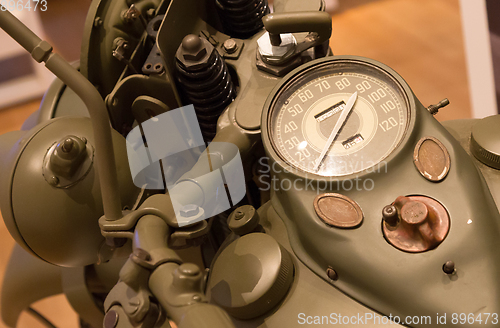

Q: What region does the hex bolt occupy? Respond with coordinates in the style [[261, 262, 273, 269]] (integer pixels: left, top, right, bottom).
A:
[[81, 137, 87, 144], [223, 39, 238, 53], [104, 310, 118, 328], [382, 205, 399, 227], [443, 261, 456, 274], [326, 268, 338, 281], [62, 138, 74, 153], [180, 204, 200, 217], [49, 176, 59, 186]]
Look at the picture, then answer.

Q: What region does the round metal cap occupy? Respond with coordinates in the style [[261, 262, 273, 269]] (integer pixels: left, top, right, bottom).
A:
[[471, 115, 500, 169], [208, 233, 294, 319], [228, 205, 259, 236]]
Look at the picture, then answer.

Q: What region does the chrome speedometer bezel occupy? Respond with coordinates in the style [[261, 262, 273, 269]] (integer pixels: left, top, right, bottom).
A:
[[261, 55, 417, 181]]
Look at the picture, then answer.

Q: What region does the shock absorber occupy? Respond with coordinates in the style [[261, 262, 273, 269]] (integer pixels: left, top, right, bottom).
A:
[[216, 0, 270, 38], [175, 35, 237, 141]]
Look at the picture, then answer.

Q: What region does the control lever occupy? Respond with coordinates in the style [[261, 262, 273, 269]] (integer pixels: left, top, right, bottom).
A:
[[263, 11, 332, 52], [256, 11, 332, 76]]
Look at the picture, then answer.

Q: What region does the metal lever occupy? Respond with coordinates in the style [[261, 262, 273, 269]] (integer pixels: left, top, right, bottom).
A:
[[263, 11, 332, 54]]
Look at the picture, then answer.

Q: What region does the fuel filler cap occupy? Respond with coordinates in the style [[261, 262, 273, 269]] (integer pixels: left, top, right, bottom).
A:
[[471, 115, 500, 169], [208, 233, 294, 319]]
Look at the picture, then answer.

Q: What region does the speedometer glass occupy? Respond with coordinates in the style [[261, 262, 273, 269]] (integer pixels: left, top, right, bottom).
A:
[[268, 58, 410, 177]]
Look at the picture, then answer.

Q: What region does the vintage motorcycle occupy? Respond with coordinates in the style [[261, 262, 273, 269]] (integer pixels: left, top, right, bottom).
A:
[[1, 0, 499, 327]]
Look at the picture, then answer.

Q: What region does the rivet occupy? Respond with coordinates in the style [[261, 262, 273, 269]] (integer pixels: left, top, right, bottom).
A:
[[443, 261, 455, 274], [49, 176, 59, 186], [326, 268, 338, 281]]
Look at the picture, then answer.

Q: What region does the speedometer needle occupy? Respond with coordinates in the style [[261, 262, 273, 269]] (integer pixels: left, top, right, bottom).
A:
[[314, 92, 358, 172]]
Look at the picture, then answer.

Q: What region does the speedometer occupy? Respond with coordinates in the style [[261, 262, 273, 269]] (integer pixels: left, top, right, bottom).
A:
[[264, 57, 411, 177]]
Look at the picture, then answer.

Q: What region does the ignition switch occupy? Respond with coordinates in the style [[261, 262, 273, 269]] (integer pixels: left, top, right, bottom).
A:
[[382, 195, 450, 253]]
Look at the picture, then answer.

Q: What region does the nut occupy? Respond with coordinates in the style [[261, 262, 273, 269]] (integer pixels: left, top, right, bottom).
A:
[[176, 35, 214, 69], [31, 41, 53, 63], [181, 35, 207, 61], [257, 32, 296, 64], [180, 204, 200, 217]]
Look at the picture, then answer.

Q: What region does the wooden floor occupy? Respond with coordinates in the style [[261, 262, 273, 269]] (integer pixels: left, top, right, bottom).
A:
[[0, 0, 470, 327]]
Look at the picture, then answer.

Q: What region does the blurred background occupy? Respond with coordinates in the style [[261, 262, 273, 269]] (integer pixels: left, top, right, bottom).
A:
[[0, 0, 478, 327]]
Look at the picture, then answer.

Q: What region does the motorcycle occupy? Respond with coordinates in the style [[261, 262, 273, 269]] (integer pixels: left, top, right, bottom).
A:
[[1, 0, 499, 327]]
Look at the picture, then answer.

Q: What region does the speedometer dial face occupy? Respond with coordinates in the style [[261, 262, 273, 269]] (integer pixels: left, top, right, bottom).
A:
[[268, 59, 410, 177]]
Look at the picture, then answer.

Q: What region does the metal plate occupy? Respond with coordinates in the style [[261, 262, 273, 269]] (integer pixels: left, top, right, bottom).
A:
[[413, 136, 450, 182], [314, 193, 363, 228]]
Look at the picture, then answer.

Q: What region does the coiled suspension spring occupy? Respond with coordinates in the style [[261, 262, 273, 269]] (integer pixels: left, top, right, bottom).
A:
[[216, 0, 270, 38], [175, 35, 236, 141]]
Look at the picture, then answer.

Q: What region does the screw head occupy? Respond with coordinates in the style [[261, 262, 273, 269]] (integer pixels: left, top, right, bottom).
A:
[[326, 268, 338, 281], [443, 261, 455, 274]]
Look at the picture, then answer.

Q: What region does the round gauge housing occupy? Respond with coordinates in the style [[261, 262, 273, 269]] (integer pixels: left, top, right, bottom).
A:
[[263, 56, 412, 177]]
